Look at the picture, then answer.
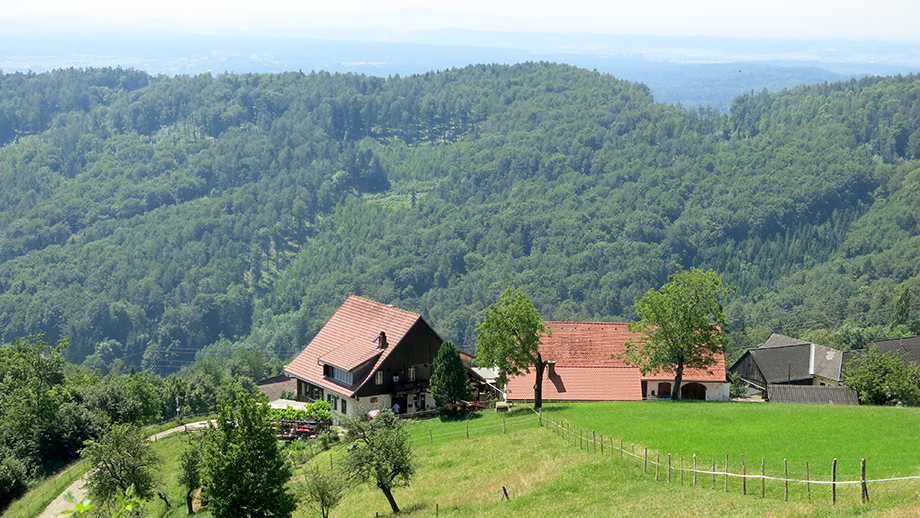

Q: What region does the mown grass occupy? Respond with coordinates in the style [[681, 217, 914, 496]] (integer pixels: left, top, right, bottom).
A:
[[542, 401, 920, 479], [296, 407, 920, 518]]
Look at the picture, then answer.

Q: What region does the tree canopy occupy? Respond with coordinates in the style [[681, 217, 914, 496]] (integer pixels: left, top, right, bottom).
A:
[[622, 267, 734, 400], [843, 345, 920, 406], [429, 341, 471, 407], [475, 287, 550, 408], [343, 409, 414, 515], [201, 391, 296, 518]]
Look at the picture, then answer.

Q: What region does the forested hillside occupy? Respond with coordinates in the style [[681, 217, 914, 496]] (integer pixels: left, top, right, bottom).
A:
[[2, 63, 920, 373]]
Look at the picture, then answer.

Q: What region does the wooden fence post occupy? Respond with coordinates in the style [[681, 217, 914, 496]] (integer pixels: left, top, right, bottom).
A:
[[593, 430, 597, 454], [600, 434, 604, 454], [430, 428, 433, 445], [668, 453, 672, 484], [693, 454, 697, 487], [832, 458, 837, 506], [761, 458, 765, 498], [806, 461, 811, 503], [724, 455, 729, 492], [742, 454, 747, 495], [466, 419, 469, 439], [680, 455, 684, 486], [620, 440, 624, 459], [861, 458, 869, 503], [645, 447, 648, 473], [711, 454, 716, 490], [784, 459, 789, 502]]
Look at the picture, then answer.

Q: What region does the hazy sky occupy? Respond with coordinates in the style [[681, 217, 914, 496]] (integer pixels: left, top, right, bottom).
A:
[[6, 0, 920, 42]]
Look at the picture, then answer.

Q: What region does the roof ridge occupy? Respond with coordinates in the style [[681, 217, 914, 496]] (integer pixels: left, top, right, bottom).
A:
[[545, 321, 630, 326], [346, 294, 421, 319]]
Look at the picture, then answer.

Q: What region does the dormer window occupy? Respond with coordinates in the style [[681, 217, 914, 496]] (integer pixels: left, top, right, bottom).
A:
[[375, 371, 383, 385], [323, 364, 353, 385], [408, 366, 416, 382]]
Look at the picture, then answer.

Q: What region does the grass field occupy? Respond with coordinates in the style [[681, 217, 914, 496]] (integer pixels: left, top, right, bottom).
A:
[[14, 404, 920, 518], [541, 401, 920, 479], [300, 406, 920, 518]]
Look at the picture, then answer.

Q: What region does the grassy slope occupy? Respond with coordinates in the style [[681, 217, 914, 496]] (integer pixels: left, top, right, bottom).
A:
[[19, 405, 920, 518], [298, 406, 920, 518]]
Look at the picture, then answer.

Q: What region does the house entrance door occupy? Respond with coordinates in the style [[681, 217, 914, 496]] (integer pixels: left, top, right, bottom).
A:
[[392, 395, 407, 414]]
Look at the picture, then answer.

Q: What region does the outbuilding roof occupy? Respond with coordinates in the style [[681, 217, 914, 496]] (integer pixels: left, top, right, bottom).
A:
[[504, 321, 726, 402]]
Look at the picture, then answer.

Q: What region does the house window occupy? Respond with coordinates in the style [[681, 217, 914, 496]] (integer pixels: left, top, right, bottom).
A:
[[657, 382, 672, 398], [323, 364, 353, 385], [408, 366, 416, 382], [341, 399, 347, 415], [375, 371, 383, 385], [370, 397, 378, 404]]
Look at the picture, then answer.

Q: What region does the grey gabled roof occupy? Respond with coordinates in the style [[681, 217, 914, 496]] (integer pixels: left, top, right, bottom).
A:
[[747, 334, 843, 384], [866, 336, 920, 365], [767, 384, 859, 405]]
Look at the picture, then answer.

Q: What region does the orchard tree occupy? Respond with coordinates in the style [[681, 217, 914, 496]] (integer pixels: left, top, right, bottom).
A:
[[621, 267, 734, 400], [201, 391, 296, 518], [177, 443, 202, 515], [343, 409, 413, 514], [475, 287, 550, 408], [429, 341, 470, 407], [299, 466, 349, 518], [80, 423, 161, 504]]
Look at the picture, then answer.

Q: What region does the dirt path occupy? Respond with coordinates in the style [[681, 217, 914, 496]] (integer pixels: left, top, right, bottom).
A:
[[38, 421, 212, 518]]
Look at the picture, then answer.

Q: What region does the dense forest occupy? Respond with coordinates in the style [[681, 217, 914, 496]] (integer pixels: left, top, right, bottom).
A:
[[1, 63, 920, 378]]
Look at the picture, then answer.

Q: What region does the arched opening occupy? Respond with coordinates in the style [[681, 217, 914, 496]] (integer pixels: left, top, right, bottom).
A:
[[657, 382, 672, 398], [681, 382, 707, 401]]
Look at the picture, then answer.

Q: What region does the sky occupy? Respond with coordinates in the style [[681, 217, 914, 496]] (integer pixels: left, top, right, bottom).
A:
[[5, 0, 920, 43]]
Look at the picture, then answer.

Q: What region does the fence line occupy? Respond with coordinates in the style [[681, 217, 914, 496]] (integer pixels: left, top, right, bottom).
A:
[[542, 415, 920, 501]]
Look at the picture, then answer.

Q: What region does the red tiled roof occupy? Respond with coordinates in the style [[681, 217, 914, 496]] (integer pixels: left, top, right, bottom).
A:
[[506, 366, 642, 401], [284, 295, 422, 397], [504, 321, 726, 401]]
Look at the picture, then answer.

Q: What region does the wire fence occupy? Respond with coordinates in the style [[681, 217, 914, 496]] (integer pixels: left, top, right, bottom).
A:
[[543, 414, 920, 505]]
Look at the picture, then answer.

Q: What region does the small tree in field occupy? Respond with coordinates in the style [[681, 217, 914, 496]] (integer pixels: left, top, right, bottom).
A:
[[201, 391, 296, 518], [177, 443, 202, 515], [475, 287, 550, 408], [343, 409, 413, 514], [80, 423, 160, 504], [299, 466, 349, 518], [621, 267, 734, 400], [429, 341, 470, 407]]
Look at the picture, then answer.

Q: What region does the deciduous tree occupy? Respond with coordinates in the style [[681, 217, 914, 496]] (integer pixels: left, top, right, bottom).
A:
[[621, 268, 734, 400], [201, 391, 296, 518], [844, 345, 920, 406], [80, 423, 160, 504], [343, 410, 413, 514], [475, 287, 550, 408]]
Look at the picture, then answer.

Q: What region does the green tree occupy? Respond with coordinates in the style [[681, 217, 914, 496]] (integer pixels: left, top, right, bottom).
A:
[[429, 341, 470, 407], [201, 391, 296, 518], [475, 287, 550, 409], [844, 345, 920, 405], [177, 443, 202, 515], [621, 267, 734, 400], [80, 423, 160, 504], [343, 409, 413, 515], [299, 466, 349, 518], [889, 284, 912, 331]]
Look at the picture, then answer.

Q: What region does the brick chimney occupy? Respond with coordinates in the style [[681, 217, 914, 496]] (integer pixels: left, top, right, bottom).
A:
[[547, 361, 556, 378], [376, 331, 388, 349]]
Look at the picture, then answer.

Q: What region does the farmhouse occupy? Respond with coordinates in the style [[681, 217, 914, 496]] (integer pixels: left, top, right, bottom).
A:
[[729, 333, 844, 399], [504, 321, 729, 402], [284, 295, 444, 419]]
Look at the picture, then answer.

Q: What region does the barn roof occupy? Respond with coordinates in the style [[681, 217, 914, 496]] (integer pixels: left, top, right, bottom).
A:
[[504, 321, 726, 402]]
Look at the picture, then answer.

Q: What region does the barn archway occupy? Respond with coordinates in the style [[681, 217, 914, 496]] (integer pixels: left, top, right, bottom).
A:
[[681, 383, 707, 400]]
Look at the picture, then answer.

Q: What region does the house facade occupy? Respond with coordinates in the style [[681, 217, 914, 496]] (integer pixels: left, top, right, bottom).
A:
[[504, 321, 729, 402], [283, 295, 443, 419]]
